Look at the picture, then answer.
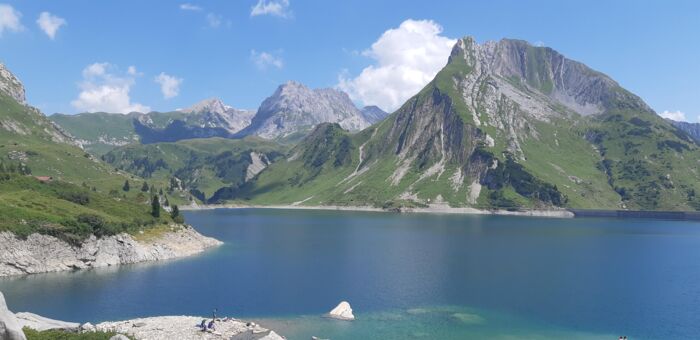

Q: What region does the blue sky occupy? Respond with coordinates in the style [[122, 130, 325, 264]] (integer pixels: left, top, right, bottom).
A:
[[0, 0, 698, 121]]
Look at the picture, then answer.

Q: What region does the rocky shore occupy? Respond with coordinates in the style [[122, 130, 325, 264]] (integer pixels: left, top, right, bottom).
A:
[[181, 203, 575, 218], [0, 225, 222, 277], [1, 290, 284, 340]]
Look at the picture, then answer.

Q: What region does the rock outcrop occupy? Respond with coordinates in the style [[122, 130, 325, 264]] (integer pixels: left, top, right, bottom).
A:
[[328, 301, 354, 320], [95, 316, 284, 340], [238, 81, 371, 139], [0, 225, 222, 277], [15, 312, 80, 331], [360, 105, 389, 124], [0, 63, 26, 104], [0, 292, 26, 340]]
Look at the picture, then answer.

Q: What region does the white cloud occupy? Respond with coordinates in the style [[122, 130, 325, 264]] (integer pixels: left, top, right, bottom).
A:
[[179, 3, 203, 11], [659, 110, 686, 122], [71, 62, 150, 114], [36, 12, 66, 40], [0, 4, 23, 36], [250, 0, 291, 18], [154, 72, 183, 99], [250, 50, 283, 70], [338, 19, 456, 112], [206, 13, 222, 27]]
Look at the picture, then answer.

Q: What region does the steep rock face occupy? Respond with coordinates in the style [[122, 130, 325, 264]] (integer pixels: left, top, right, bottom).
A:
[[669, 119, 700, 143], [0, 226, 222, 277], [222, 36, 700, 211], [177, 98, 255, 134], [360, 105, 389, 124], [0, 63, 26, 105], [238, 81, 371, 139]]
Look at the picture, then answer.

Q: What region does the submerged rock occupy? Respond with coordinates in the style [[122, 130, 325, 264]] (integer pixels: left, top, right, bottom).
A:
[[328, 301, 355, 320], [0, 292, 26, 340]]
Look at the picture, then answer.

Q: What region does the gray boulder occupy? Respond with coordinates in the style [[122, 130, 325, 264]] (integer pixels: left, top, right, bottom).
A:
[[0, 291, 26, 340]]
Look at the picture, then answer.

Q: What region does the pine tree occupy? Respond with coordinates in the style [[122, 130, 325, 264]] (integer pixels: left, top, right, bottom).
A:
[[141, 181, 149, 192], [123, 180, 130, 192], [151, 195, 161, 218], [170, 204, 184, 223]]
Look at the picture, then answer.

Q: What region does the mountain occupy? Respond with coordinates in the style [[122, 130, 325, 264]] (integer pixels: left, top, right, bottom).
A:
[[0, 63, 25, 104], [50, 98, 255, 154], [360, 105, 389, 124], [0, 63, 180, 242], [236, 81, 371, 140], [102, 137, 286, 202], [211, 37, 700, 211], [668, 119, 700, 143]]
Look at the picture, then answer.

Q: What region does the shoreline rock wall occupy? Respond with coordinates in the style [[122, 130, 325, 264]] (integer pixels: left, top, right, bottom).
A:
[[0, 225, 222, 277]]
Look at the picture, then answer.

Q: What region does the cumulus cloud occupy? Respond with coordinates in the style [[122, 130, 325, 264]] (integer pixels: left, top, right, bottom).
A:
[[154, 72, 183, 99], [179, 3, 202, 11], [659, 110, 686, 122], [250, 50, 284, 70], [251, 0, 291, 18], [71, 62, 150, 114], [0, 4, 23, 36], [36, 12, 66, 39], [338, 19, 456, 112]]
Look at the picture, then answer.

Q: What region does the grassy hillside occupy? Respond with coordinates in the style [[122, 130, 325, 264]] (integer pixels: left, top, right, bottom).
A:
[[0, 90, 183, 241], [102, 137, 287, 203], [208, 38, 700, 212], [49, 112, 140, 155]]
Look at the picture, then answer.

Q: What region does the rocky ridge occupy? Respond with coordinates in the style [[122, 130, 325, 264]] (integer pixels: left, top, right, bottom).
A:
[[238, 81, 371, 139], [0, 225, 222, 277], [0, 63, 26, 105]]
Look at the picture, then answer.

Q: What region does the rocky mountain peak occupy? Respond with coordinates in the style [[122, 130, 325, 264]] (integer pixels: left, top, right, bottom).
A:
[[0, 63, 26, 104], [448, 36, 652, 117], [180, 98, 230, 115], [238, 81, 371, 139]]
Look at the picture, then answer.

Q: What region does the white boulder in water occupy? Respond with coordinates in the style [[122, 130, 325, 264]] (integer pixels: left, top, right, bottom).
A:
[[0, 292, 26, 340], [328, 301, 354, 320]]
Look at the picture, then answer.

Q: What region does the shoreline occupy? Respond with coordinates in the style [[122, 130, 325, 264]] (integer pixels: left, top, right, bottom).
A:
[[0, 224, 222, 278], [180, 203, 575, 218]]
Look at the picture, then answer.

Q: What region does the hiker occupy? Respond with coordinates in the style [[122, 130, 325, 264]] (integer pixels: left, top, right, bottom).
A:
[[199, 319, 207, 331], [208, 319, 216, 330]]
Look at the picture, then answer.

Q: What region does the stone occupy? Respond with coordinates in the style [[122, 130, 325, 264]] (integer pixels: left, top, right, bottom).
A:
[[15, 312, 80, 331], [109, 335, 130, 340], [0, 226, 222, 277], [80, 322, 95, 332], [0, 292, 26, 340], [328, 301, 354, 320]]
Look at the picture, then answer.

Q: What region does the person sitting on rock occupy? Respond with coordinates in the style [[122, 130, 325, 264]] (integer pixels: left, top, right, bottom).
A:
[[207, 319, 216, 331], [199, 319, 207, 331]]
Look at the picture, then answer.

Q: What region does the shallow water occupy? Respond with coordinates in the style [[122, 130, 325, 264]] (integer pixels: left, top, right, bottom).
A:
[[2, 209, 700, 339]]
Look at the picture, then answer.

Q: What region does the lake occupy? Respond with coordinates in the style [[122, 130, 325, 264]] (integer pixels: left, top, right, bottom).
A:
[[2, 208, 700, 339]]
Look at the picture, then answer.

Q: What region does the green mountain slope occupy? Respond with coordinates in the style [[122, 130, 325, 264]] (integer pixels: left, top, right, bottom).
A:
[[211, 37, 700, 211], [0, 64, 180, 241], [102, 137, 287, 202], [50, 99, 255, 155]]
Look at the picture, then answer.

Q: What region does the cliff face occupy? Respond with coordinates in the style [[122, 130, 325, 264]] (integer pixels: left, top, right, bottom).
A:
[[0, 226, 222, 277], [0, 63, 26, 105], [217, 37, 700, 211], [238, 81, 371, 139]]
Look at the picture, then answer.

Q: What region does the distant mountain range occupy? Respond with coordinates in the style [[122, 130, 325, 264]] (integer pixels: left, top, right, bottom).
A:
[[5, 36, 700, 211], [668, 119, 700, 143], [51, 82, 386, 153], [210, 37, 700, 211]]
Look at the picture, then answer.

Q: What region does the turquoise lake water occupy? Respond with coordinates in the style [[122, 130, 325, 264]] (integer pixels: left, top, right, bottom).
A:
[[2, 208, 700, 339]]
